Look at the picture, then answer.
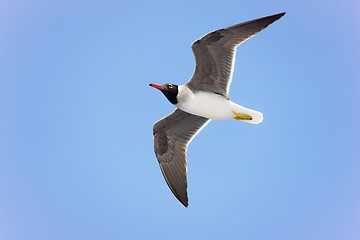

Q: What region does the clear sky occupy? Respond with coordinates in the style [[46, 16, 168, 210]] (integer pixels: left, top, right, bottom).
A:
[[0, 0, 359, 239]]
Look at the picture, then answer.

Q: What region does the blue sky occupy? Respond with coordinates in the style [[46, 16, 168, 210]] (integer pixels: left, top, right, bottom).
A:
[[0, 0, 359, 239]]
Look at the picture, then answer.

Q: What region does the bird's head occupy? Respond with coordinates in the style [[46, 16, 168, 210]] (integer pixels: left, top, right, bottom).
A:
[[149, 83, 179, 104]]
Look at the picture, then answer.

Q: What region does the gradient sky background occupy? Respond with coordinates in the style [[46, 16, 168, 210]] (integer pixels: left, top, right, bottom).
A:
[[0, 0, 359, 240]]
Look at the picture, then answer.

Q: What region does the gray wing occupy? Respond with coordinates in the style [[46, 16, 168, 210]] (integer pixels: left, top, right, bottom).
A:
[[186, 12, 286, 99], [153, 109, 210, 207]]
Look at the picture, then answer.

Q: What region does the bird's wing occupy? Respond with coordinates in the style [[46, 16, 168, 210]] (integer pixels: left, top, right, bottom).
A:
[[153, 109, 210, 207], [186, 12, 286, 99]]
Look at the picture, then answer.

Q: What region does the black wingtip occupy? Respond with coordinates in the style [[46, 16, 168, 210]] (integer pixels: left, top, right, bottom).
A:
[[181, 200, 189, 208], [279, 12, 286, 17], [270, 12, 286, 20], [176, 194, 189, 208], [258, 12, 286, 26]]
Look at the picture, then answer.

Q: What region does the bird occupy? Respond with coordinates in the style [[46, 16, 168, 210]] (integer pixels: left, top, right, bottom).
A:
[[149, 12, 286, 207]]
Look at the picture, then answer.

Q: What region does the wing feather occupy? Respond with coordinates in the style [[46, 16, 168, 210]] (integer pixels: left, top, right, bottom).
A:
[[186, 12, 286, 98], [153, 109, 210, 207]]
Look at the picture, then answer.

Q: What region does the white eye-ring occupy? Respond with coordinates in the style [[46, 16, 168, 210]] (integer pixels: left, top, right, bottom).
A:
[[168, 84, 173, 88]]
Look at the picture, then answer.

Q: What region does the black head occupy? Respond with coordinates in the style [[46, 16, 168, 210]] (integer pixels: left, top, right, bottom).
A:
[[149, 83, 179, 104]]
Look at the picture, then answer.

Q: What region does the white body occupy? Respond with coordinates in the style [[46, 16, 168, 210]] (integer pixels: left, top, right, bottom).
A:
[[176, 86, 263, 124]]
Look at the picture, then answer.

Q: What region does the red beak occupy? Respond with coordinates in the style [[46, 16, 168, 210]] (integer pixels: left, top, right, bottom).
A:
[[149, 83, 164, 90]]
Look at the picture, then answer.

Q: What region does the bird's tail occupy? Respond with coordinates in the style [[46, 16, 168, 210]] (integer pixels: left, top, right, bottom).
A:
[[246, 110, 263, 124]]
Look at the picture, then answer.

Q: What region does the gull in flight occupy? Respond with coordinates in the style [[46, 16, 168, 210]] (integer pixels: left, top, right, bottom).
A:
[[149, 12, 286, 207]]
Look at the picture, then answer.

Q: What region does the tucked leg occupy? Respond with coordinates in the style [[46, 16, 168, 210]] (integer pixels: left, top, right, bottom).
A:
[[233, 111, 252, 120]]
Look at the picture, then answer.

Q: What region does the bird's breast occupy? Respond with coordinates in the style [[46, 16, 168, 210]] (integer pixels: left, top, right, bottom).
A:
[[176, 89, 235, 120]]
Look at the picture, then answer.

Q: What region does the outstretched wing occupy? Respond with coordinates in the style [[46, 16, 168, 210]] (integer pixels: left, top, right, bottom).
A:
[[153, 109, 210, 207], [186, 12, 286, 99]]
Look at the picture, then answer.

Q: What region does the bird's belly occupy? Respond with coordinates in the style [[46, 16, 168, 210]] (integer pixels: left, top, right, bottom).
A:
[[176, 92, 237, 120]]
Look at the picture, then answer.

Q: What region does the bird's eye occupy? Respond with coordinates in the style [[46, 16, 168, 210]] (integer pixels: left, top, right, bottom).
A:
[[168, 84, 173, 88]]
